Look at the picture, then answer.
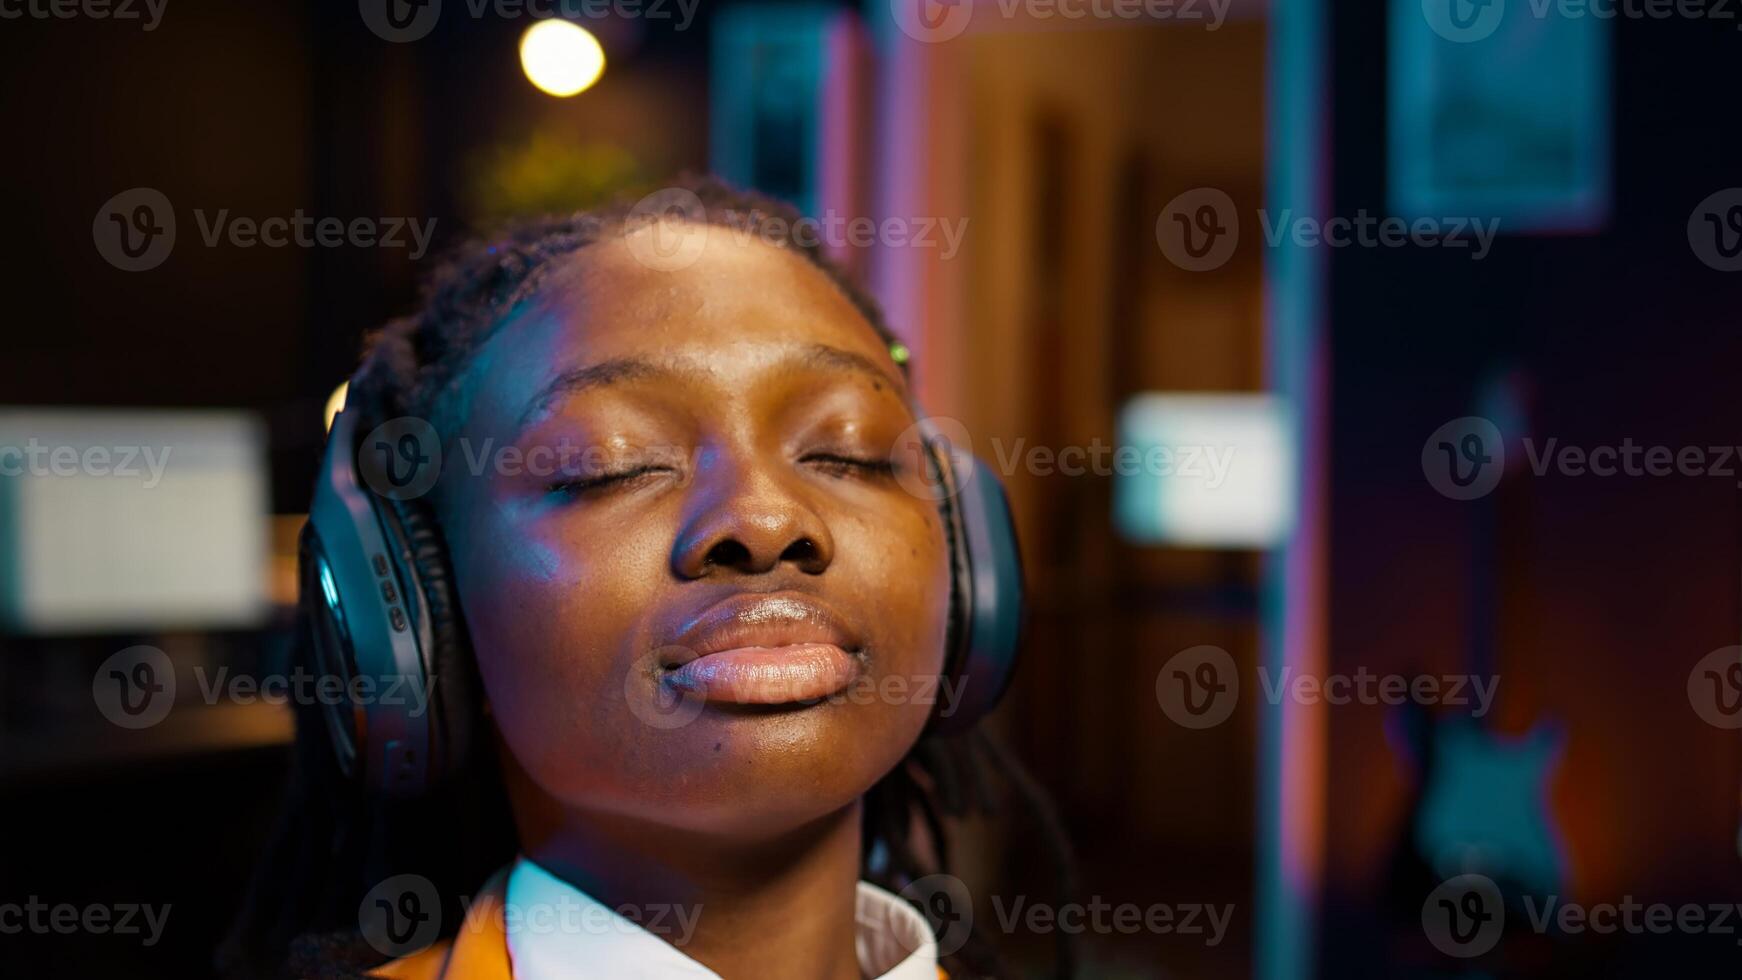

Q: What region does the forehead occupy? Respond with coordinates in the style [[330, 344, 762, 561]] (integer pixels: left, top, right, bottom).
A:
[[455, 223, 903, 429]]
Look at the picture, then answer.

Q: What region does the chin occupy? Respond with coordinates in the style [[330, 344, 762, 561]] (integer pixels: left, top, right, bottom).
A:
[[606, 702, 928, 838]]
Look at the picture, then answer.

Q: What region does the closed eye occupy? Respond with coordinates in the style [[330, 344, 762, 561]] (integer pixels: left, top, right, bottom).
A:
[[800, 452, 897, 478], [548, 465, 672, 497]]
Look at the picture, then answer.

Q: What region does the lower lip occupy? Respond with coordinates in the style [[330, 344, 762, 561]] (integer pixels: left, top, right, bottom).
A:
[[663, 644, 861, 705]]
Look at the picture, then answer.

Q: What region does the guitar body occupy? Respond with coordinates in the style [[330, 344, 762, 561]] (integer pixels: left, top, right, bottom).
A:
[[1411, 714, 1567, 897]]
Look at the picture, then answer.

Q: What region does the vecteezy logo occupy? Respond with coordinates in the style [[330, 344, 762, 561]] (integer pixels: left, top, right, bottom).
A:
[[891, 416, 976, 503], [1421, 416, 1505, 501], [93, 188, 176, 272], [380, 436, 428, 485], [1689, 645, 1742, 729], [1155, 188, 1239, 272], [625, 646, 709, 730], [93, 645, 177, 729], [359, 874, 442, 957], [623, 187, 710, 273], [1422, 0, 1504, 42], [1709, 208, 1742, 259], [1421, 874, 1504, 958], [1156, 645, 1239, 729], [359, 0, 441, 43], [898, 874, 974, 957], [357, 417, 443, 501], [1688, 189, 1742, 272], [890, 0, 973, 43]]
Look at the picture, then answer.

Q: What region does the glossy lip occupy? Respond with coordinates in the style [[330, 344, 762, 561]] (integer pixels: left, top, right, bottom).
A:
[[663, 591, 864, 664], [658, 592, 866, 705]]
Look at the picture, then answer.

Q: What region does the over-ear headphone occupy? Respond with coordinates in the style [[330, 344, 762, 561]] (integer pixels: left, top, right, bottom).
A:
[[302, 404, 1025, 797]]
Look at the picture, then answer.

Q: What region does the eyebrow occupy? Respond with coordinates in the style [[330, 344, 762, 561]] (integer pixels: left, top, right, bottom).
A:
[[514, 343, 905, 434], [793, 343, 905, 390], [517, 357, 672, 432]]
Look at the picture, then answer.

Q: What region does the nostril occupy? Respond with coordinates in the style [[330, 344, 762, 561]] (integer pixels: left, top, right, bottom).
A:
[[702, 539, 752, 570], [780, 537, 821, 568]]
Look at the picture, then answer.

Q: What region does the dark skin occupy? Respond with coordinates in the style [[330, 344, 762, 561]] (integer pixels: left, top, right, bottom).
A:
[[433, 221, 952, 980]]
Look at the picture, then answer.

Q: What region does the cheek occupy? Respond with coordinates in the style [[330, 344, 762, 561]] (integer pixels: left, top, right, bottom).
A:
[[846, 502, 952, 678], [454, 508, 669, 796], [832, 500, 954, 745]]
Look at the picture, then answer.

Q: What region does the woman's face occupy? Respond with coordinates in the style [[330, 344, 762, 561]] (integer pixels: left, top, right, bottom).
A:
[[435, 223, 951, 841]]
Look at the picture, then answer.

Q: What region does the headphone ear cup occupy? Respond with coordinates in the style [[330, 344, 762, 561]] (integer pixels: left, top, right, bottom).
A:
[[926, 443, 1026, 736], [304, 406, 479, 798], [382, 497, 476, 788]]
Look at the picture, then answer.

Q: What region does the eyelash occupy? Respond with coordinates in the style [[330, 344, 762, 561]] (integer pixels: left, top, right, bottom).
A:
[[547, 466, 668, 497], [801, 452, 897, 478], [546, 453, 895, 499]]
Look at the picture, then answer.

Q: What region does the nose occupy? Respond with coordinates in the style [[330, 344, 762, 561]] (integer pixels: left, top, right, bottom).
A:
[[670, 453, 835, 579]]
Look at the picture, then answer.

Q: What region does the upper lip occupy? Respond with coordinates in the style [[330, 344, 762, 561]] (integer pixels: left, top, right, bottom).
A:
[[663, 591, 863, 666]]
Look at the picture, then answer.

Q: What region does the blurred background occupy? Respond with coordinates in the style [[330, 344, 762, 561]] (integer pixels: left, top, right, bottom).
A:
[[2, 0, 1740, 976]]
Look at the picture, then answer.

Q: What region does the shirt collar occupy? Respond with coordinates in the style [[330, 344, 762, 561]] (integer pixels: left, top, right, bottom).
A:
[[503, 856, 939, 980]]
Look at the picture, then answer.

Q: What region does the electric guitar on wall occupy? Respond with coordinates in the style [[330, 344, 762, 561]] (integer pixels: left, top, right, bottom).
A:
[[1388, 365, 1569, 960]]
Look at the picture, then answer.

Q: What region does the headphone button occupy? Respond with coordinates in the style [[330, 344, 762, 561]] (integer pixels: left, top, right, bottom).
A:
[[381, 581, 399, 604], [389, 607, 408, 632], [372, 554, 390, 577]]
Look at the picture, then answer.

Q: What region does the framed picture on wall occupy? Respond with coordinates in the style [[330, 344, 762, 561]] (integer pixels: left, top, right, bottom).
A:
[[1389, 0, 1610, 233]]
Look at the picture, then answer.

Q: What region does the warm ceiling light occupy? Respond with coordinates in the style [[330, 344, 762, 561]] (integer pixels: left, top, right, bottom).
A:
[[520, 20, 606, 98]]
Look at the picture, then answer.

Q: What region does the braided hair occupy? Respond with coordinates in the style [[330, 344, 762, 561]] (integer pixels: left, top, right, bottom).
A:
[[220, 175, 1075, 979]]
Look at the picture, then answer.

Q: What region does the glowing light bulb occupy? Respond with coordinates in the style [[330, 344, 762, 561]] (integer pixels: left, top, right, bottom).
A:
[[519, 20, 605, 98]]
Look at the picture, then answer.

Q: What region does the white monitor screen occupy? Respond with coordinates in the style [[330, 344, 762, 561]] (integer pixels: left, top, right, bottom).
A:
[[1113, 393, 1296, 549], [0, 409, 269, 633]]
